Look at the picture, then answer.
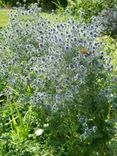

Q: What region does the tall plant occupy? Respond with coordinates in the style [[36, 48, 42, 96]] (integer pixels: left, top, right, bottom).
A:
[[0, 4, 116, 155]]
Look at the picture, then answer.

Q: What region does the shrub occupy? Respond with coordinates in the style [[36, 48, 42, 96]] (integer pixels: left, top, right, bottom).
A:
[[64, 0, 117, 22], [0, 4, 116, 155], [40, 0, 68, 10], [0, 0, 67, 9]]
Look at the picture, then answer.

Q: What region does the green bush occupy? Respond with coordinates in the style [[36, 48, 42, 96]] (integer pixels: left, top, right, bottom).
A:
[[0, 0, 68, 9], [64, 0, 117, 21], [40, 0, 67, 10]]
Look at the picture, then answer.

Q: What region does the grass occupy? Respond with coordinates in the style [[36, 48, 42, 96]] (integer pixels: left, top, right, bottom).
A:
[[0, 9, 10, 27]]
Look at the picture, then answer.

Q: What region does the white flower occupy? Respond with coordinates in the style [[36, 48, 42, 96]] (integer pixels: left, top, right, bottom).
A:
[[35, 128, 44, 136]]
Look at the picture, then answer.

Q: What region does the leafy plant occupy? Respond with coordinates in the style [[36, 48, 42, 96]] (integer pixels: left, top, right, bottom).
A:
[[64, 0, 117, 22], [0, 0, 13, 8]]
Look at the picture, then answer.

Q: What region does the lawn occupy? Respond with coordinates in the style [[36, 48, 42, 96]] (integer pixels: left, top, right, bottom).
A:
[[0, 9, 10, 27]]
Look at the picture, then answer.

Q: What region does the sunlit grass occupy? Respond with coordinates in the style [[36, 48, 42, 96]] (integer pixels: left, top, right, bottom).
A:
[[0, 9, 10, 27]]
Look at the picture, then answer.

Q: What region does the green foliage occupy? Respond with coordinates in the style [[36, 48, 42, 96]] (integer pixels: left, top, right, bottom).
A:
[[102, 36, 117, 72], [40, 0, 67, 10], [64, 0, 117, 21], [0, 102, 116, 155], [0, 103, 54, 155], [0, 0, 12, 8], [0, 0, 67, 9]]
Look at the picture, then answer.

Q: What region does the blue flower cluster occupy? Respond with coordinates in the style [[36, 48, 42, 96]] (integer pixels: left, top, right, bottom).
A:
[[0, 4, 114, 110], [0, 4, 116, 147]]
